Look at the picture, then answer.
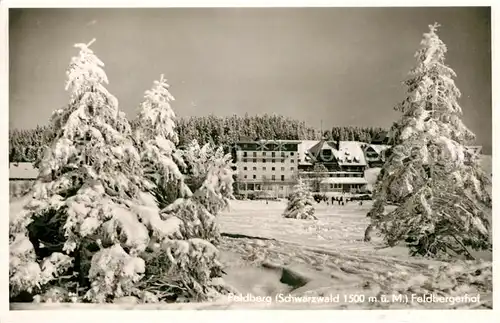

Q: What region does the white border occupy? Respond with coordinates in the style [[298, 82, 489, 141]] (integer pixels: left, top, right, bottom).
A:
[[1, 1, 497, 323]]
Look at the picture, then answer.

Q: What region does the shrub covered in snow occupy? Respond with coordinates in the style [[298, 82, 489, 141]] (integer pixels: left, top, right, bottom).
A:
[[159, 140, 235, 246], [10, 181, 34, 199], [283, 180, 317, 220], [9, 39, 233, 304], [367, 24, 492, 259]]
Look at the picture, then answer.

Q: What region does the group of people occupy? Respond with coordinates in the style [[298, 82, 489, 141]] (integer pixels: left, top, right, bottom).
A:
[[317, 195, 363, 206]]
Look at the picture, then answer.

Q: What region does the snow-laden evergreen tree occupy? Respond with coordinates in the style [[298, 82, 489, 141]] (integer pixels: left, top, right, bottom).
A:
[[365, 23, 491, 259], [130, 78, 234, 302], [9, 40, 232, 304], [162, 139, 235, 245], [9, 39, 149, 302], [283, 180, 317, 220], [133, 75, 192, 209]]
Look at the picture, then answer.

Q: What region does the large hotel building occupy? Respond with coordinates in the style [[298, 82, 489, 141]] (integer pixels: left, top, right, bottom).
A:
[[233, 139, 301, 198], [233, 138, 371, 198]]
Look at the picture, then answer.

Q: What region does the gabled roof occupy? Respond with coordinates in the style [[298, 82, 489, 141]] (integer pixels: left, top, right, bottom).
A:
[[307, 139, 338, 160], [297, 140, 320, 165], [364, 144, 391, 155], [10, 162, 38, 180], [465, 146, 482, 155], [297, 140, 367, 167], [337, 141, 367, 166], [371, 131, 389, 144]]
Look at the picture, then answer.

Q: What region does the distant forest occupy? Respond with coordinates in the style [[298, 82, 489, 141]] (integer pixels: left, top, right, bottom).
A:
[[9, 114, 387, 163]]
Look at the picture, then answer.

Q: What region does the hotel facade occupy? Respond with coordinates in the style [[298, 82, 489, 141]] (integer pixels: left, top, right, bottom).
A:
[[297, 140, 369, 194], [233, 139, 301, 198], [233, 138, 371, 197]]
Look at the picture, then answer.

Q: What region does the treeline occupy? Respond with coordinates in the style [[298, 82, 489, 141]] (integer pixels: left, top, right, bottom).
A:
[[9, 114, 387, 163]]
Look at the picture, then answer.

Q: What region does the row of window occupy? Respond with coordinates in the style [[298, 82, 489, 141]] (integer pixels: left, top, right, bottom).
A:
[[241, 158, 295, 163], [242, 166, 295, 171], [239, 183, 365, 191], [325, 183, 364, 189], [242, 151, 296, 157], [241, 184, 288, 191], [301, 173, 364, 178], [243, 174, 287, 181]]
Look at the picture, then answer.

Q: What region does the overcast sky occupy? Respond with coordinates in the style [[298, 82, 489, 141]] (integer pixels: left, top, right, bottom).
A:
[[9, 7, 491, 153]]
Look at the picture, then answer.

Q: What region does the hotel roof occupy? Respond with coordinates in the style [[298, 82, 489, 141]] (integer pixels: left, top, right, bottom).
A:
[[298, 140, 367, 166], [364, 144, 391, 155], [10, 162, 38, 180], [337, 141, 367, 166]]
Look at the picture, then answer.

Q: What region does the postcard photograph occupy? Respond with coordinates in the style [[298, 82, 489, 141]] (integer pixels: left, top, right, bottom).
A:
[[5, 4, 494, 312]]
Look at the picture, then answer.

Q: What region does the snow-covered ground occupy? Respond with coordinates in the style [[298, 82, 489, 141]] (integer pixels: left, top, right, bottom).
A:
[[10, 156, 493, 310], [13, 198, 489, 310], [214, 199, 492, 309]]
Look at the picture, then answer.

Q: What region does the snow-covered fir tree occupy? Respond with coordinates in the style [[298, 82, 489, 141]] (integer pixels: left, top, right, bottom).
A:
[[365, 23, 491, 259], [9, 39, 149, 302], [180, 139, 235, 214], [283, 180, 317, 220], [162, 139, 235, 246], [131, 78, 235, 301], [9, 40, 233, 304], [133, 75, 192, 209]]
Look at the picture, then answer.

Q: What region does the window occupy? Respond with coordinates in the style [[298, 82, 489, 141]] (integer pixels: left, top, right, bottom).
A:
[[262, 159, 266, 163], [291, 159, 294, 163], [281, 159, 285, 163], [272, 159, 275, 163], [263, 167, 266, 171], [330, 184, 334, 189], [298, 159, 301, 162], [243, 167, 247, 170], [290, 152, 294, 156], [272, 175, 276, 181], [272, 152, 275, 157], [263, 152, 267, 156], [281, 152, 286, 158], [281, 167, 285, 171], [253, 167, 256, 171], [253, 159, 257, 163], [243, 152, 247, 157], [253, 175, 256, 179], [281, 175, 285, 181], [272, 167, 275, 171], [244, 175, 247, 179], [290, 167, 294, 171], [243, 158, 247, 162], [253, 152, 257, 157], [279, 186, 284, 190]]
